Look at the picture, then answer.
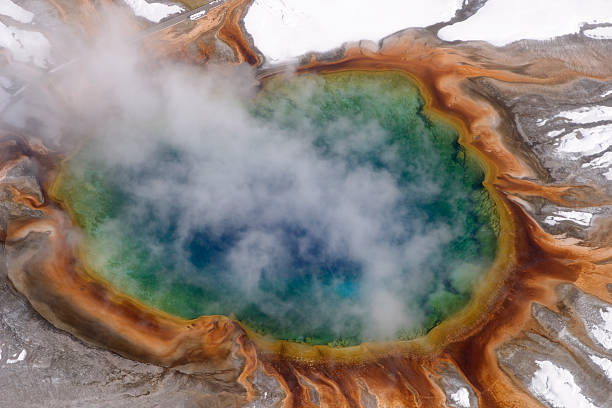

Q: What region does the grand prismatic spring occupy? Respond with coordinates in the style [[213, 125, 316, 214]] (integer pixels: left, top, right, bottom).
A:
[[52, 72, 499, 346], [1, 0, 612, 407]]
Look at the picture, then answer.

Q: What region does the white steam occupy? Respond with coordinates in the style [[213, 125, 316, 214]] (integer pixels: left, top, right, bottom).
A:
[[2, 15, 472, 341]]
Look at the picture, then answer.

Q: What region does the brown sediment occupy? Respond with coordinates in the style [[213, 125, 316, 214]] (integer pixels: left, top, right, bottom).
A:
[[147, 0, 257, 64], [8, 211, 240, 366], [217, 0, 260, 65], [2, 2, 612, 407], [496, 176, 612, 208]]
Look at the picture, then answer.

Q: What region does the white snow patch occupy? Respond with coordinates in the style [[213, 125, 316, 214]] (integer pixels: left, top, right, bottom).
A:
[[554, 105, 612, 124], [556, 124, 612, 156], [122, 0, 183, 23], [590, 355, 612, 382], [542, 105, 612, 157], [547, 129, 565, 137], [6, 349, 26, 364], [530, 360, 597, 408], [449, 387, 470, 407], [584, 26, 612, 40], [603, 89, 612, 98], [189, 9, 207, 21], [589, 307, 612, 350], [0, 22, 51, 67], [581, 151, 612, 180], [244, 0, 463, 62], [438, 0, 612, 46], [536, 118, 548, 127], [581, 151, 612, 169], [543, 210, 593, 227], [0, 0, 34, 23]]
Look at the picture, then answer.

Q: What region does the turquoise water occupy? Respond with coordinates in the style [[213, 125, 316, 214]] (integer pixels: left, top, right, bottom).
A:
[[55, 72, 498, 346]]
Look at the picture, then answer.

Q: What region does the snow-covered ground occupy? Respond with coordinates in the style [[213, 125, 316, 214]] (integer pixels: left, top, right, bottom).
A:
[[590, 355, 612, 382], [449, 387, 470, 407], [588, 307, 612, 350], [0, 22, 50, 67], [438, 0, 612, 46], [122, 0, 184, 23], [6, 349, 27, 364], [0, 0, 185, 66], [535, 103, 612, 169], [584, 26, 612, 40], [581, 152, 612, 181], [530, 360, 598, 408], [244, 0, 463, 62], [543, 210, 593, 227], [0, 1, 51, 68], [551, 105, 612, 125], [0, 0, 34, 23], [555, 124, 612, 156]]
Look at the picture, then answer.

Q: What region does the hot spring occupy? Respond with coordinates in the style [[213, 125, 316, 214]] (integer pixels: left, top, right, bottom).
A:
[[53, 71, 499, 346]]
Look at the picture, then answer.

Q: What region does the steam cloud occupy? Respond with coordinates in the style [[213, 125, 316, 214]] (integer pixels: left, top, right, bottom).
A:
[[2, 13, 487, 342]]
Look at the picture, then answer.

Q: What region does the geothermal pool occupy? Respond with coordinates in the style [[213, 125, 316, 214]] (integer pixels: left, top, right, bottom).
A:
[[53, 71, 498, 346]]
